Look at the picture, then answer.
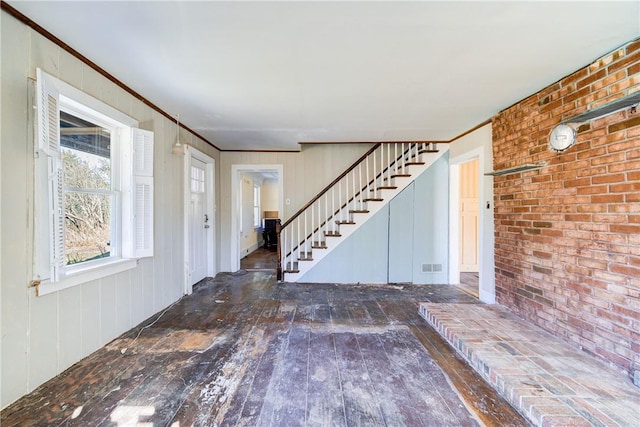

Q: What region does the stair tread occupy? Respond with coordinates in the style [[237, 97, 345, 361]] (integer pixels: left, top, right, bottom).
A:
[[284, 262, 299, 273], [363, 198, 383, 202], [419, 149, 439, 154], [349, 209, 369, 213], [325, 231, 342, 237], [405, 161, 425, 165], [336, 220, 356, 224], [375, 186, 397, 190], [391, 174, 411, 178]]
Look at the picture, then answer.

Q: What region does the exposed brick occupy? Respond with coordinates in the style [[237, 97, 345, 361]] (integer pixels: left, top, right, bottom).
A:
[[576, 68, 607, 90], [627, 39, 640, 55], [564, 177, 590, 187], [592, 70, 627, 91], [607, 50, 640, 74], [492, 41, 640, 378], [610, 182, 640, 193], [576, 185, 608, 195], [610, 224, 640, 234], [609, 159, 640, 173], [592, 173, 625, 184], [591, 194, 624, 204], [611, 263, 640, 277], [608, 116, 640, 133]]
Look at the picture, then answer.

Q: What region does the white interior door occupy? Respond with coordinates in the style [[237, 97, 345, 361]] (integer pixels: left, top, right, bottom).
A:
[[190, 157, 208, 284]]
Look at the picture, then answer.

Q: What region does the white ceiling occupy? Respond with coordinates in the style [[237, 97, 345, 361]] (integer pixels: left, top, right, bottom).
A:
[[7, 1, 639, 151]]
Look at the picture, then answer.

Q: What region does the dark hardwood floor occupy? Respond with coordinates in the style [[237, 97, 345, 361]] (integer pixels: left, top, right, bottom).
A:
[[241, 247, 278, 271], [1, 263, 528, 426]]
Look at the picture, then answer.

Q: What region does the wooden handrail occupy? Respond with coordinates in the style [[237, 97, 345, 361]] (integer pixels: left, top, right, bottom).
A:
[[281, 143, 381, 229]]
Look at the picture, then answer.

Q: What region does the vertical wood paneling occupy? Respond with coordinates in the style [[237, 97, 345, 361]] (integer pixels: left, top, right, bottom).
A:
[[303, 204, 390, 284], [153, 116, 168, 311], [30, 30, 59, 77], [167, 126, 180, 305], [81, 279, 101, 355], [99, 275, 118, 343], [2, 10, 220, 409], [1, 11, 31, 406], [57, 286, 82, 372], [116, 84, 133, 115], [115, 270, 132, 334], [28, 294, 58, 391], [141, 258, 155, 319], [130, 260, 145, 325], [412, 153, 449, 284], [58, 49, 82, 88], [81, 64, 101, 99], [389, 183, 414, 283], [100, 78, 120, 111]]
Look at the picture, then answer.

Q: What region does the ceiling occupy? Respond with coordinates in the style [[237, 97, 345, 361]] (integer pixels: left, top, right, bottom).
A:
[[6, 1, 639, 151]]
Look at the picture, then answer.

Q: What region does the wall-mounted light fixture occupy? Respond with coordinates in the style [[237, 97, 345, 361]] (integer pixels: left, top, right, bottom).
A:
[[549, 123, 579, 152], [549, 91, 640, 153], [172, 114, 185, 155]]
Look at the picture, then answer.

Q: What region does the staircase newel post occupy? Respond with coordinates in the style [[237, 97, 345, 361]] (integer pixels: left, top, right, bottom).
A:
[[276, 219, 282, 281]]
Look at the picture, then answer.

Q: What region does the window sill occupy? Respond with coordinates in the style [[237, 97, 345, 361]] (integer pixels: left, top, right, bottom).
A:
[[36, 258, 138, 296]]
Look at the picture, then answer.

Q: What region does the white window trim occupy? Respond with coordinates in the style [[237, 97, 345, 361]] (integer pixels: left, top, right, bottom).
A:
[[34, 69, 154, 296], [38, 259, 137, 296], [253, 184, 261, 229]]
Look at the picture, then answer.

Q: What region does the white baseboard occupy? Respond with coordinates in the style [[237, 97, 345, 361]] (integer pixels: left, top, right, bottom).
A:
[[241, 242, 261, 258]]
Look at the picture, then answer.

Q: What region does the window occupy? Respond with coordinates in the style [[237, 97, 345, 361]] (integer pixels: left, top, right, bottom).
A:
[[253, 185, 261, 228], [61, 111, 115, 265], [34, 69, 154, 293], [191, 165, 205, 194]]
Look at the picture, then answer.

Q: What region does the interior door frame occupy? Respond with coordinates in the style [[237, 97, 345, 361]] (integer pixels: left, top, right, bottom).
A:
[[183, 146, 216, 295], [449, 147, 495, 303], [230, 164, 284, 272]]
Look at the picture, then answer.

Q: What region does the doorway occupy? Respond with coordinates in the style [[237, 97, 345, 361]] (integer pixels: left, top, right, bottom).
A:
[[230, 164, 284, 272], [458, 158, 479, 297], [449, 147, 495, 303], [183, 147, 216, 294]]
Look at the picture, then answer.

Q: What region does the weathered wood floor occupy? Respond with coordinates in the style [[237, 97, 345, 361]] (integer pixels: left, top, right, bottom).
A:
[[1, 254, 528, 426]]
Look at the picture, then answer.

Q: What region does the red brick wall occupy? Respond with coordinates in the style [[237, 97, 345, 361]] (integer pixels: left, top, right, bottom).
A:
[[492, 39, 640, 378]]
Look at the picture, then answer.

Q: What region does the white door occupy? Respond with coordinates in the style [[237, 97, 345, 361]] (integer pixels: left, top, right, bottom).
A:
[[190, 158, 208, 284]]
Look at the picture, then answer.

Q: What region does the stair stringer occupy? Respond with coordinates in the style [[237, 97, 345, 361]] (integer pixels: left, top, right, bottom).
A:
[[284, 145, 449, 282]]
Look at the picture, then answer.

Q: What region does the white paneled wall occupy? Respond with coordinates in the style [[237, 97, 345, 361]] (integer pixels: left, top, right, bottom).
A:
[[0, 10, 220, 408]]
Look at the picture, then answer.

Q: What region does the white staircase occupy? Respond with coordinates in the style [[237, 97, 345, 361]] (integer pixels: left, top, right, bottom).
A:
[[279, 142, 449, 282]]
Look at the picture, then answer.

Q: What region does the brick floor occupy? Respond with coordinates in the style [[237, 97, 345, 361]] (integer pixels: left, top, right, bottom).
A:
[[419, 303, 640, 427]]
